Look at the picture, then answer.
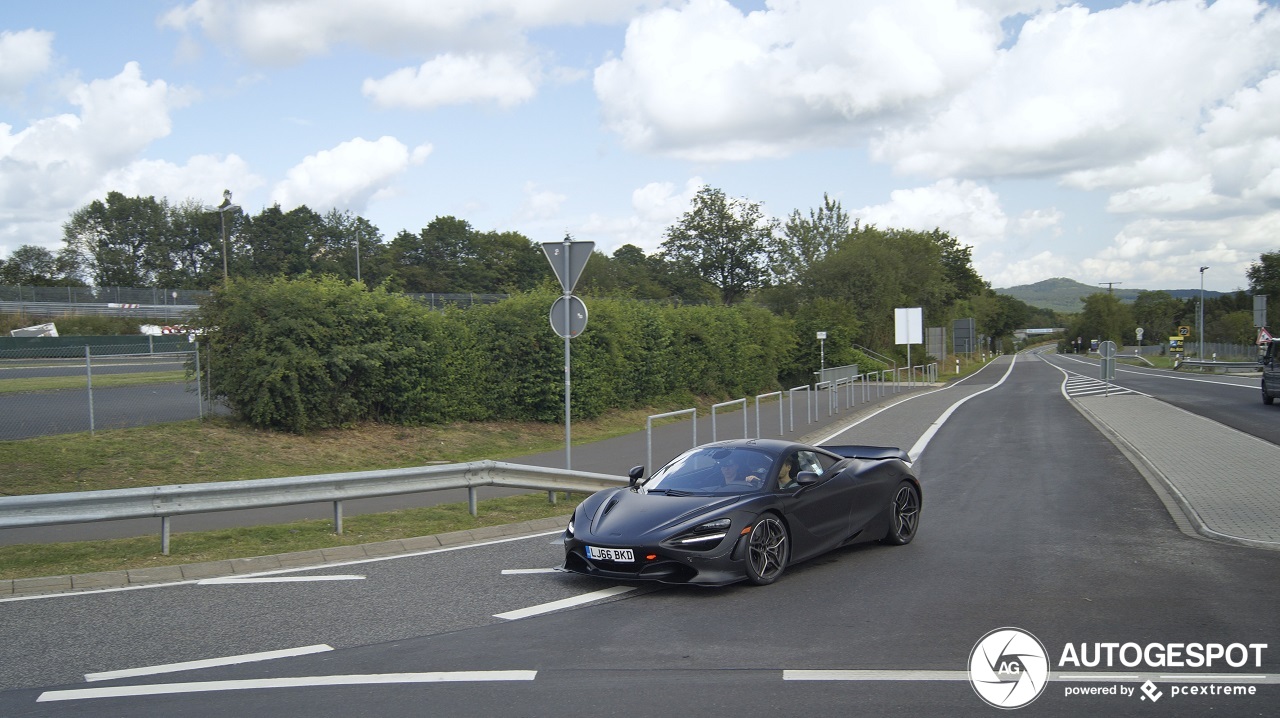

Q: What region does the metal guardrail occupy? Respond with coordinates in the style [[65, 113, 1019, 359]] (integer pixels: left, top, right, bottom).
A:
[[1176, 359, 1261, 373], [0, 461, 626, 554]]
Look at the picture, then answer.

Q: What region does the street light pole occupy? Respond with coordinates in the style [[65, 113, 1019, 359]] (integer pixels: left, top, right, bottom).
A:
[[216, 189, 241, 287], [1199, 265, 1209, 359], [355, 227, 361, 283]]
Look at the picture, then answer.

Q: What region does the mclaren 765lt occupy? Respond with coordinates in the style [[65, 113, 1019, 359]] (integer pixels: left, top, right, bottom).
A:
[[561, 438, 921, 586]]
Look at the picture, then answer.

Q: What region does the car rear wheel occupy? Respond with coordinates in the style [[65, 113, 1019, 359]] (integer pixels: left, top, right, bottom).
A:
[[745, 515, 789, 585], [882, 482, 920, 546], [1264, 383, 1274, 405]]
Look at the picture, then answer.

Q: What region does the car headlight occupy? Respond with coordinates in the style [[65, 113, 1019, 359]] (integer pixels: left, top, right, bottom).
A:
[[671, 517, 731, 547], [566, 516, 575, 538]]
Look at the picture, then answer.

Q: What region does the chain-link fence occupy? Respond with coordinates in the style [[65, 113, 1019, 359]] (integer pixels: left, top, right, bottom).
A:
[[0, 344, 213, 441]]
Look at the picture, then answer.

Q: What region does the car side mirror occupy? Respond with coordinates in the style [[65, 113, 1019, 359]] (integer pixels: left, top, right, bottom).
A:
[[795, 471, 820, 486], [628, 465, 644, 487]]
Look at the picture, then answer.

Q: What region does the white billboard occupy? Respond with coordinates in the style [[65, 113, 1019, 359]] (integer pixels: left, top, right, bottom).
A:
[[895, 307, 923, 345]]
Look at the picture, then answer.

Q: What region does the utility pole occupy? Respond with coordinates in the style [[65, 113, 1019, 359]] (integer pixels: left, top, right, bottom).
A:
[[1098, 281, 1122, 294]]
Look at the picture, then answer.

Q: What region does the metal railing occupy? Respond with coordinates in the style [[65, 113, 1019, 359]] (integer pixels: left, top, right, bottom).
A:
[[0, 461, 626, 554], [1175, 359, 1260, 373]]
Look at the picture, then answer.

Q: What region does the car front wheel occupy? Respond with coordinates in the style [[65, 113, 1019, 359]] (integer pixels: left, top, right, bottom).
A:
[[745, 515, 789, 585], [882, 482, 921, 545]]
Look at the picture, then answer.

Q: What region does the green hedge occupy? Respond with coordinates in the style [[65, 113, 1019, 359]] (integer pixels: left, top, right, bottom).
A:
[[197, 277, 799, 432]]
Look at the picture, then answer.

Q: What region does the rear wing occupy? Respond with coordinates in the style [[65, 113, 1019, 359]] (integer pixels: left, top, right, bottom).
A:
[[823, 445, 910, 463]]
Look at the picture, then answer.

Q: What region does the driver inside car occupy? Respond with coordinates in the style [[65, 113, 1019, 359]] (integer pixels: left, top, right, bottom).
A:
[[719, 457, 763, 487]]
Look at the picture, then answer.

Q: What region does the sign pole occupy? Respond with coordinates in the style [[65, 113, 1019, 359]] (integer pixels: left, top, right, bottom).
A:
[[562, 237, 572, 473]]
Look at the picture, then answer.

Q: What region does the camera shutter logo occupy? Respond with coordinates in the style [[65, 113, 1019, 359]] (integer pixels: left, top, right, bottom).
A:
[[969, 627, 1050, 709]]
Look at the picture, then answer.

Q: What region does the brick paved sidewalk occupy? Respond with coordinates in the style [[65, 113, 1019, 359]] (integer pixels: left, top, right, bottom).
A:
[[1076, 394, 1280, 548]]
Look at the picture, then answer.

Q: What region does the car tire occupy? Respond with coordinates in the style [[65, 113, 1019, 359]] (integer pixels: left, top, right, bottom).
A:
[[882, 481, 921, 546], [745, 515, 789, 585], [1264, 383, 1275, 405]]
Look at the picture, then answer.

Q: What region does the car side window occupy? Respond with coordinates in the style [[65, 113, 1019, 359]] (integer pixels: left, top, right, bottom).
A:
[[795, 451, 830, 476]]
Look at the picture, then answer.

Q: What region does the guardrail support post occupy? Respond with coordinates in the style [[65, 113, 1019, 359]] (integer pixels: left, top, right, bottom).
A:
[[161, 516, 170, 555], [469, 487, 478, 517], [333, 501, 343, 535]]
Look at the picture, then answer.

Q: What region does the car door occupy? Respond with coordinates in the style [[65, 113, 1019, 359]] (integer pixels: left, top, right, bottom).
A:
[[779, 450, 854, 561]]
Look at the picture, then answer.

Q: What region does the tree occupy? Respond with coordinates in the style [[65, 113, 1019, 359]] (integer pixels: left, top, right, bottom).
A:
[[660, 186, 775, 304], [1247, 250, 1280, 330], [61, 192, 170, 286], [241, 205, 325, 279], [0, 244, 82, 286], [1131, 290, 1181, 341], [771, 193, 850, 283], [1074, 292, 1133, 346]]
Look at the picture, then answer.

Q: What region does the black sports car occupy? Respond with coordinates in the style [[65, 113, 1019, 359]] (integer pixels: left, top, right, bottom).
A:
[[561, 438, 921, 586]]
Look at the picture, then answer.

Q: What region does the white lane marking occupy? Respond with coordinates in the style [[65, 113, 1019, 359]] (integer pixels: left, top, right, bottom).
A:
[[1, 530, 564, 603], [1048, 353, 1257, 388], [814, 355, 1014, 447], [85, 645, 333, 682], [786, 670, 969, 681], [39, 671, 538, 702], [197, 575, 365, 585], [501, 568, 559, 575], [494, 585, 635, 620], [902, 354, 1018, 462], [785, 670, 1279, 683]]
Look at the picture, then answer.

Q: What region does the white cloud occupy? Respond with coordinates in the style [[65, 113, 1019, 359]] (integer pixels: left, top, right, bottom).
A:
[[853, 178, 1009, 249], [97, 154, 264, 209], [0, 62, 188, 228], [984, 249, 1078, 289], [873, 0, 1280, 181], [1013, 207, 1063, 237], [0, 29, 54, 95], [573, 177, 703, 254], [520, 181, 567, 220], [161, 0, 670, 65], [270, 137, 432, 213], [1083, 210, 1280, 289], [363, 53, 540, 109], [595, 0, 999, 160]]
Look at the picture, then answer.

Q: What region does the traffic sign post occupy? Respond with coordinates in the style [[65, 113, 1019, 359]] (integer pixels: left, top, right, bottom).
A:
[[1099, 340, 1116, 395], [541, 237, 594, 475]]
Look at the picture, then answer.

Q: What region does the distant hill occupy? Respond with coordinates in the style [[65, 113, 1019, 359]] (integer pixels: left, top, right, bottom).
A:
[[995, 277, 1223, 313]]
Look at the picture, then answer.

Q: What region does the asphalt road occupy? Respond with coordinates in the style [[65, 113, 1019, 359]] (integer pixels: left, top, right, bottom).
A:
[[1044, 353, 1280, 445], [0, 383, 208, 443], [2, 355, 1276, 716]]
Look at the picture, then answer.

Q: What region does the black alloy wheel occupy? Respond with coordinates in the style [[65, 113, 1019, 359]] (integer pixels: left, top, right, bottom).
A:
[[883, 482, 920, 546], [745, 515, 789, 585]]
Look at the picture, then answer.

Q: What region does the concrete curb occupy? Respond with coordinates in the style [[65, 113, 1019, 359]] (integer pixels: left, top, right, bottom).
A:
[[1066, 396, 1280, 552], [0, 515, 572, 599]]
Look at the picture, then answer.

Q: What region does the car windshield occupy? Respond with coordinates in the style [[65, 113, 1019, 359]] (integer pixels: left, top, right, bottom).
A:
[[642, 446, 775, 496]]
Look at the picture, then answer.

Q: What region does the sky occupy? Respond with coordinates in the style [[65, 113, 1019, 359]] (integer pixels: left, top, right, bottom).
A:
[[1, 0, 1278, 293]]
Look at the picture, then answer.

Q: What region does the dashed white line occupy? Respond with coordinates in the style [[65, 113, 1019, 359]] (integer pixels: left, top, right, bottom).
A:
[[196, 575, 365, 585], [494, 586, 635, 620], [501, 568, 560, 575], [40, 671, 538, 702], [85, 645, 334, 682]]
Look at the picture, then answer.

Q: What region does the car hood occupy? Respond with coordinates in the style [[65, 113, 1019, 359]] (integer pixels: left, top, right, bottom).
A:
[[583, 489, 742, 539]]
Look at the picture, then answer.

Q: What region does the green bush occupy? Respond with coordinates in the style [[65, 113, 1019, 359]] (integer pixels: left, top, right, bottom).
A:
[[197, 277, 804, 432]]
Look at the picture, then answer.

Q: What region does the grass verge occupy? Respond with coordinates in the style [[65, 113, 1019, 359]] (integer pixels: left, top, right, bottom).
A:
[[0, 492, 581, 580], [0, 371, 187, 394], [0, 402, 688, 580]]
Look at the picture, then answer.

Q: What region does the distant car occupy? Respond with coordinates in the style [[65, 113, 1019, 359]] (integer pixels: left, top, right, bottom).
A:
[[1263, 340, 1280, 405], [560, 438, 921, 586]]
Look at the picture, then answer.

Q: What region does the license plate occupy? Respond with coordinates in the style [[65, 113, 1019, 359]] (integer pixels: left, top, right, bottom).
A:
[[586, 546, 634, 562]]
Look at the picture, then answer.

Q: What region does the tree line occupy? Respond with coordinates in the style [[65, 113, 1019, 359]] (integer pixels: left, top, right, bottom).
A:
[[12, 185, 1275, 355], [1065, 280, 1276, 352]]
